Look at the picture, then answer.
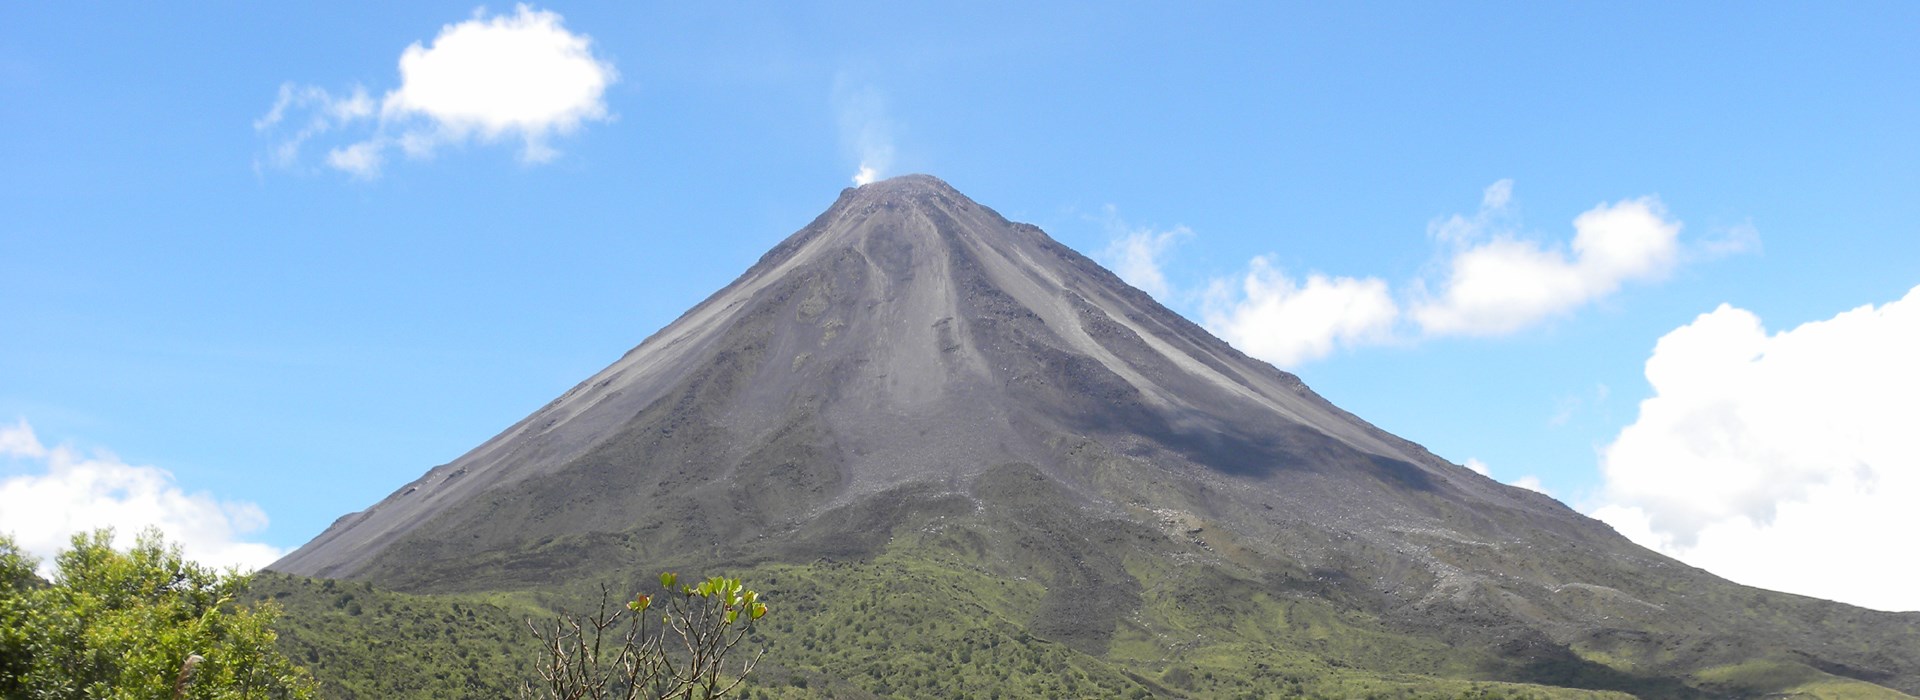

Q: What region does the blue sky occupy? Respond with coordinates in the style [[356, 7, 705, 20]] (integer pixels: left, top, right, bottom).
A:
[[3, 3, 1916, 609]]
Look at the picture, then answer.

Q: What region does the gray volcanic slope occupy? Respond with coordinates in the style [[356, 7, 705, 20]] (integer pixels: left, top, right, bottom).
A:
[[274, 175, 1917, 694]]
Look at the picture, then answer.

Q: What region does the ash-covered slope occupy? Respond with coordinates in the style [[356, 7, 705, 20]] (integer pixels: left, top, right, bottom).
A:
[[275, 174, 1515, 580], [274, 175, 1918, 696]]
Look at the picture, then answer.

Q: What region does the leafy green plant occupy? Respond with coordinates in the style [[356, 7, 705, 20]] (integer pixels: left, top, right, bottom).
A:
[[0, 528, 316, 699], [523, 573, 770, 700]]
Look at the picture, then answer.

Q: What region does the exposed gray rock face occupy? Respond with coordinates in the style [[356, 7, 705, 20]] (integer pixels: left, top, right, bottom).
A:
[[277, 175, 1522, 578], [273, 175, 1918, 694]]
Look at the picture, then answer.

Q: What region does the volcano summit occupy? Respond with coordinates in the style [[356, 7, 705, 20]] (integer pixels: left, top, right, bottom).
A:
[[273, 175, 1918, 698]]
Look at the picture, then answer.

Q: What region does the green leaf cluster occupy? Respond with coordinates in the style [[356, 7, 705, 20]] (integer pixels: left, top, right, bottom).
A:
[[670, 574, 767, 624], [0, 529, 316, 699]]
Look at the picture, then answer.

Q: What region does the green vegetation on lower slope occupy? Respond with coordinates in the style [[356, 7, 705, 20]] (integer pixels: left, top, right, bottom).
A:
[[1688, 659, 1916, 699], [250, 574, 541, 698], [250, 466, 1910, 700], [732, 550, 1630, 700], [256, 545, 1637, 699]]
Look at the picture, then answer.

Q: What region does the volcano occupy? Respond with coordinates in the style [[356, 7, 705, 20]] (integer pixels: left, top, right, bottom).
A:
[[272, 175, 1918, 698]]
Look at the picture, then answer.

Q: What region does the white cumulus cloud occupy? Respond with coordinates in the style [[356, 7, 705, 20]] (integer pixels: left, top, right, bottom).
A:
[[1202, 257, 1399, 368], [0, 419, 284, 574], [381, 5, 615, 162], [258, 5, 616, 178], [1590, 285, 1920, 611], [1413, 182, 1684, 337]]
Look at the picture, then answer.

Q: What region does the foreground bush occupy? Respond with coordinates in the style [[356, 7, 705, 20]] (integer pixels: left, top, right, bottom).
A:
[[524, 573, 769, 700], [0, 529, 316, 699]]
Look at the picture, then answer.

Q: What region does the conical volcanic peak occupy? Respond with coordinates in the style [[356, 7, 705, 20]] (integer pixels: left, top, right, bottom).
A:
[[273, 173, 1528, 582], [848, 172, 960, 197], [767, 172, 1036, 268], [271, 176, 1920, 699], [730, 174, 1012, 295]]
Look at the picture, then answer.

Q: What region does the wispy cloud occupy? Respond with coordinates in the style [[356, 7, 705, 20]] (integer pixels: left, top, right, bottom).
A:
[[0, 419, 284, 573], [834, 77, 894, 186], [1697, 221, 1762, 259], [257, 5, 617, 179], [1547, 383, 1612, 428], [252, 83, 374, 171]]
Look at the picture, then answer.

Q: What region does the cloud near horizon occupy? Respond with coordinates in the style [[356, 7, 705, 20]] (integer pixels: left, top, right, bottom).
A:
[[1121, 180, 1712, 369], [0, 419, 284, 574], [1589, 285, 1920, 612], [257, 5, 616, 178]]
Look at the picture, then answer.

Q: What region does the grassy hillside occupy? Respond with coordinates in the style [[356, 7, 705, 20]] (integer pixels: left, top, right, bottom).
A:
[[256, 546, 1660, 699], [250, 574, 540, 698]]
